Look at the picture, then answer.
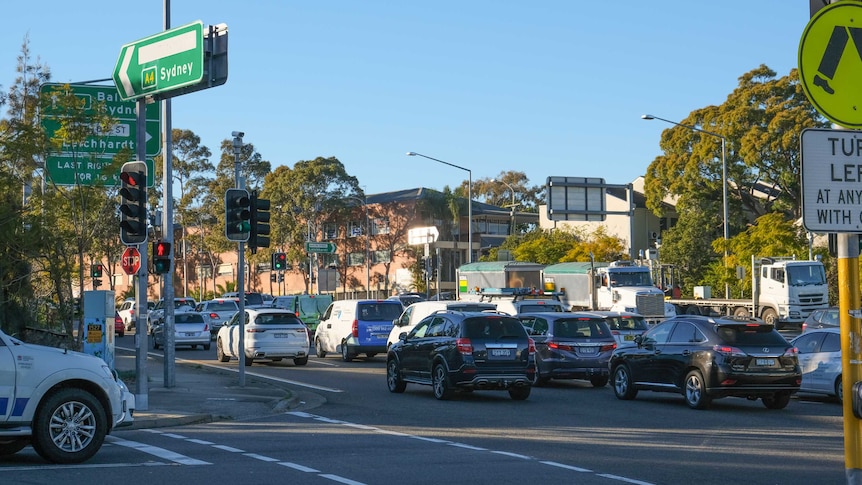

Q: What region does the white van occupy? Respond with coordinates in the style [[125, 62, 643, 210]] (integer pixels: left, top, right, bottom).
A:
[[494, 298, 565, 316], [315, 299, 404, 361], [386, 300, 497, 348]]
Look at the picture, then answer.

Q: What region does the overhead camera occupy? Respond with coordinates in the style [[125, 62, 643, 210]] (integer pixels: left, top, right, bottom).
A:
[[231, 131, 244, 138]]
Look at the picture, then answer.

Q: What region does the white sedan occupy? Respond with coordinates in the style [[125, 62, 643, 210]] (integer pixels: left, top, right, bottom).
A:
[[791, 327, 842, 401], [152, 311, 211, 350], [216, 308, 310, 366]]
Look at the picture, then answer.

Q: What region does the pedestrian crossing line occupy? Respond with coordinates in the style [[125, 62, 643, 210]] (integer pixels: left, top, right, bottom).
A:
[[106, 436, 211, 465]]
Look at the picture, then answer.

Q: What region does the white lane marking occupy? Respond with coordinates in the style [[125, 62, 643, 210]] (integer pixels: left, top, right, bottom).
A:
[[245, 453, 280, 462], [279, 462, 320, 473], [319, 474, 367, 485], [187, 439, 215, 445], [0, 462, 168, 472], [213, 444, 244, 452], [285, 411, 655, 484], [162, 433, 187, 439], [107, 436, 210, 465]]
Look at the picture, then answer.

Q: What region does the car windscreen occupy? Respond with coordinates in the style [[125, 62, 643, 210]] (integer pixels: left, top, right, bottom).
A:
[[357, 303, 404, 321], [245, 293, 264, 306], [518, 304, 563, 313], [605, 315, 649, 331], [450, 304, 496, 312], [175, 313, 204, 324], [716, 325, 788, 346], [464, 316, 527, 340], [553, 318, 612, 338], [209, 302, 237, 312], [300, 296, 330, 314], [254, 313, 304, 325]]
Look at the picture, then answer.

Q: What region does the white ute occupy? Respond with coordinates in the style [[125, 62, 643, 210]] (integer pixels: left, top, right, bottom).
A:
[[0, 328, 134, 463]]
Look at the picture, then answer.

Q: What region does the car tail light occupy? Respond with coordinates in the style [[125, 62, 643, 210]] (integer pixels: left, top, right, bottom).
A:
[[528, 337, 536, 354], [203, 323, 209, 333], [713, 344, 746, 357], [783, 347, 799, 358], [456, 338, 473, 355], [600, 343, 617, 352], [548, 341, 574, 351], [209, 312, 220, 320], [246, 328, 265, 333], [801, 323, 808, 332], [352, 320, 359, 338], [611, 330, 620, 336]]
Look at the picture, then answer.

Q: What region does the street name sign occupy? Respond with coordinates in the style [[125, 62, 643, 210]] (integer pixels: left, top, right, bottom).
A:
[[305, 242, 337, 254], [121, 247, 141, 275], [799, 2, 862, 128], [39, 83, 160, 186], [113, 21, 204, 101], [800, 128, 862, 233]]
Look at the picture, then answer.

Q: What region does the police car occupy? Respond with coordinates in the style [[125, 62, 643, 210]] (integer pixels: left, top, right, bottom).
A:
[[0, 328, 134, 463]]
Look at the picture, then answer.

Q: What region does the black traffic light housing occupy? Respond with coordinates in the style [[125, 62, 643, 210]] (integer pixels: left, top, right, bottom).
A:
[[119, 161, 148, 245], [152, 241, 172, 274], [91, 263, 104, 278], [430, 254, 438, 279], [249, 191, 271, 254], [272, 252, 287, 270], [225, 188, 251, 242]]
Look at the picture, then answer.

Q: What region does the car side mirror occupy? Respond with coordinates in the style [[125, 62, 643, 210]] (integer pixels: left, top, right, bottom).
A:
[[399, 331, 408, 341]]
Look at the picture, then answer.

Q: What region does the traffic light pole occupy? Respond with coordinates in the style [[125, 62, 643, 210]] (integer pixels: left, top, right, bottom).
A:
[[161, 6, 176, 389], [133, 98, 149, 410], [233, 132, 247, 387]]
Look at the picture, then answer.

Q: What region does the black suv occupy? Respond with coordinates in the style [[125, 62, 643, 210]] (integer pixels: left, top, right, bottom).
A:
[[386, 311, 535, 400], [609, 315, 801, 410]]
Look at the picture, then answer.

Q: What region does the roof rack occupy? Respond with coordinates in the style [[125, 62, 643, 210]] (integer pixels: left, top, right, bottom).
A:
[[475, 287, 564, 302]]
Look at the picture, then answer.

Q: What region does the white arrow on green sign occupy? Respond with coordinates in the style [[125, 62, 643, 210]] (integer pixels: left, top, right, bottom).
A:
[[112, 21, 204, 101], [305, 242, 337, 254]]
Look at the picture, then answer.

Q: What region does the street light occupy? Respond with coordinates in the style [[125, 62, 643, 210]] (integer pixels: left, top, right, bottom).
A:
[[492, 178, 517, 236], [641, 114, 729, 299], [406, 152, 473, 263], [346, 195, 371, 298]]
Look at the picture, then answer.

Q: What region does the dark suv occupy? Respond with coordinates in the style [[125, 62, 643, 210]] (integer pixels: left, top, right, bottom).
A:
[[386, 311, 535, 400], [609, 315, 801, 410]]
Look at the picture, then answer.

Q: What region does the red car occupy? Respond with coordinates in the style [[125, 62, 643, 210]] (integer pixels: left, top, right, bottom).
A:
[[114, 311, 125, 337]]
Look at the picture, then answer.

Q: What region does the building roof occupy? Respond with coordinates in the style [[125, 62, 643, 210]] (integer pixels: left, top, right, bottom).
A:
[[366, 187, 538, 222]]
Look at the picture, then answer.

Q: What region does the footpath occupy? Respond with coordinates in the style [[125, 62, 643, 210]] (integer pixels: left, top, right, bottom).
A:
[[113, 347, 324, 430]]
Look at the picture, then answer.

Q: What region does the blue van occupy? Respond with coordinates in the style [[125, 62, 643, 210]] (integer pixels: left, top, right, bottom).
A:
[[315, 299, 403, 361]]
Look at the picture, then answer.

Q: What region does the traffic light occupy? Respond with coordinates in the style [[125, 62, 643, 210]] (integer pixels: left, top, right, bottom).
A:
[[270, 273, 277, 283], [272, 252, 287, 271], [152, 241, 172, 274], [91, 263, 103, 278], [225, 188, 251, 242], [249, 191, 271, 254], [119, 161, 148, 245], [419, 257, 427, 274], [430, 254, 438, 279]]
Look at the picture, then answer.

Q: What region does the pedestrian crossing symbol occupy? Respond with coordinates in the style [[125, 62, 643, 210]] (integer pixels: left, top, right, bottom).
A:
[[799, 1, 862, 128]]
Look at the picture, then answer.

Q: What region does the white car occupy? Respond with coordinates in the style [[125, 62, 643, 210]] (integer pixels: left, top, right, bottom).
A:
[[0, 328, 134, 463], [152, 311, 212, 350], [196, 298, 239, 337], [147, 297, 197, 335], [216, 308, 310, 366], [791, 327, 843, 401], [388, 300, 496, 348]]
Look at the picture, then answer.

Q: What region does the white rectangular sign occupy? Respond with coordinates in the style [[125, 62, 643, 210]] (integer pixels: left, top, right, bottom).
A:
[[801, 128, 862, 232]]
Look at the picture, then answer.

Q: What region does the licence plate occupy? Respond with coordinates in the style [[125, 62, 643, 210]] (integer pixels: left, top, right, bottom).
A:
[[755, 358, 775, 366], [579, 347, 598, 355], [624, 335, 635, 341], [489, 348, 512, 358], [274, 333, 290, 338], [184, 332, 196, 337]]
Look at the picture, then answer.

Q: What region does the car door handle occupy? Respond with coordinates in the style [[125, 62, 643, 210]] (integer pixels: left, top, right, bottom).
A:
[[682, 350, 691, 356], [654, 350, 662, 355]]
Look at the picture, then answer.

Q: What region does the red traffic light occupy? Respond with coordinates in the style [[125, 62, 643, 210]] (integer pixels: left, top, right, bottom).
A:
[[120, 171, 141, 187], [155, 241, 171, 257]]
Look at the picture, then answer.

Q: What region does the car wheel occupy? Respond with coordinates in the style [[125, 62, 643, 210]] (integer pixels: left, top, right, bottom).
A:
[[432, 364, 454, 400], [366, 353, 377, 359], [590, 376, 609, 388], [31, 388, 107, 464], [684, 370, 711, 410], [612, 365, 637, 400], [341, 342, 354, 362], [294, 356, 309, 366], [203, 343, 211, 351], [387, 359, 407, 393], [531, 361, 550, 386], [762, 308, 780, 329], [216, 338, 230, 362], [732, 307, 750, 318], [836, 375, 844, 403], [315, 338, 327, 358], [508, 386, 531, 401], [0, 439, 29, 456], [762, 391, 791, 410]]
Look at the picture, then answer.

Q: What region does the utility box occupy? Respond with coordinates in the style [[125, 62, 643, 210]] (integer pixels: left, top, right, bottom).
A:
[[82, 290, 116, 368]]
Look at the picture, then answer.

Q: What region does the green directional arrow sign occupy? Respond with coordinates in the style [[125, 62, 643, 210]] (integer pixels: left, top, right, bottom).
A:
[[112, 21, 204, 101], [305, 242, 337, 254], [39, 83, 161, 186]]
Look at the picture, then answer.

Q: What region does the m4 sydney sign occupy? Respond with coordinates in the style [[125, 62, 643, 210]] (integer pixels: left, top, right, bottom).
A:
[[113, 21, 204, 101]]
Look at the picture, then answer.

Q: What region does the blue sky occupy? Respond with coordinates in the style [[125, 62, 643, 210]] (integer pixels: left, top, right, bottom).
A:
[[3, 1, 809, 197]]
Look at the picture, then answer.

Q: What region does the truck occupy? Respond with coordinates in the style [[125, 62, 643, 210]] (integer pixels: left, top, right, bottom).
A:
[[664, 256, 829, 329], [0, 328, 135, 463], [542, 261, 669, 324], [456, 262, 567, 314]]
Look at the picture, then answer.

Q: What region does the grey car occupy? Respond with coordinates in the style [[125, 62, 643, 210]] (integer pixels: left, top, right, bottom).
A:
[[196, 299, 239, 337], [152, 311, 211, 350]]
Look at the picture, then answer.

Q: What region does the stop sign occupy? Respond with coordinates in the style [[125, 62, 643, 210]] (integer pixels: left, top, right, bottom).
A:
[[121, 247, 141, 275]]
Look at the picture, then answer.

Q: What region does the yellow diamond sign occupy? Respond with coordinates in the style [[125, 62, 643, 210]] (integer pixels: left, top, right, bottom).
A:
[[799, 1, 862, 128]]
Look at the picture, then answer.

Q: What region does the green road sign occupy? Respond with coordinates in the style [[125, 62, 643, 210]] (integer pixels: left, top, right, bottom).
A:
[[113, 21, 204, 101], [305, 242, 337, 254], [39, 83, 161, 186]]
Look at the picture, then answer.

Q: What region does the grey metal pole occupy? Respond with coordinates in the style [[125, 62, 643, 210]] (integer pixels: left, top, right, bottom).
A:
[[162, 0, 176, 388], [134, 98, 149, 410], [365, 197, 370, 298], [233, 133, 246, 386]]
